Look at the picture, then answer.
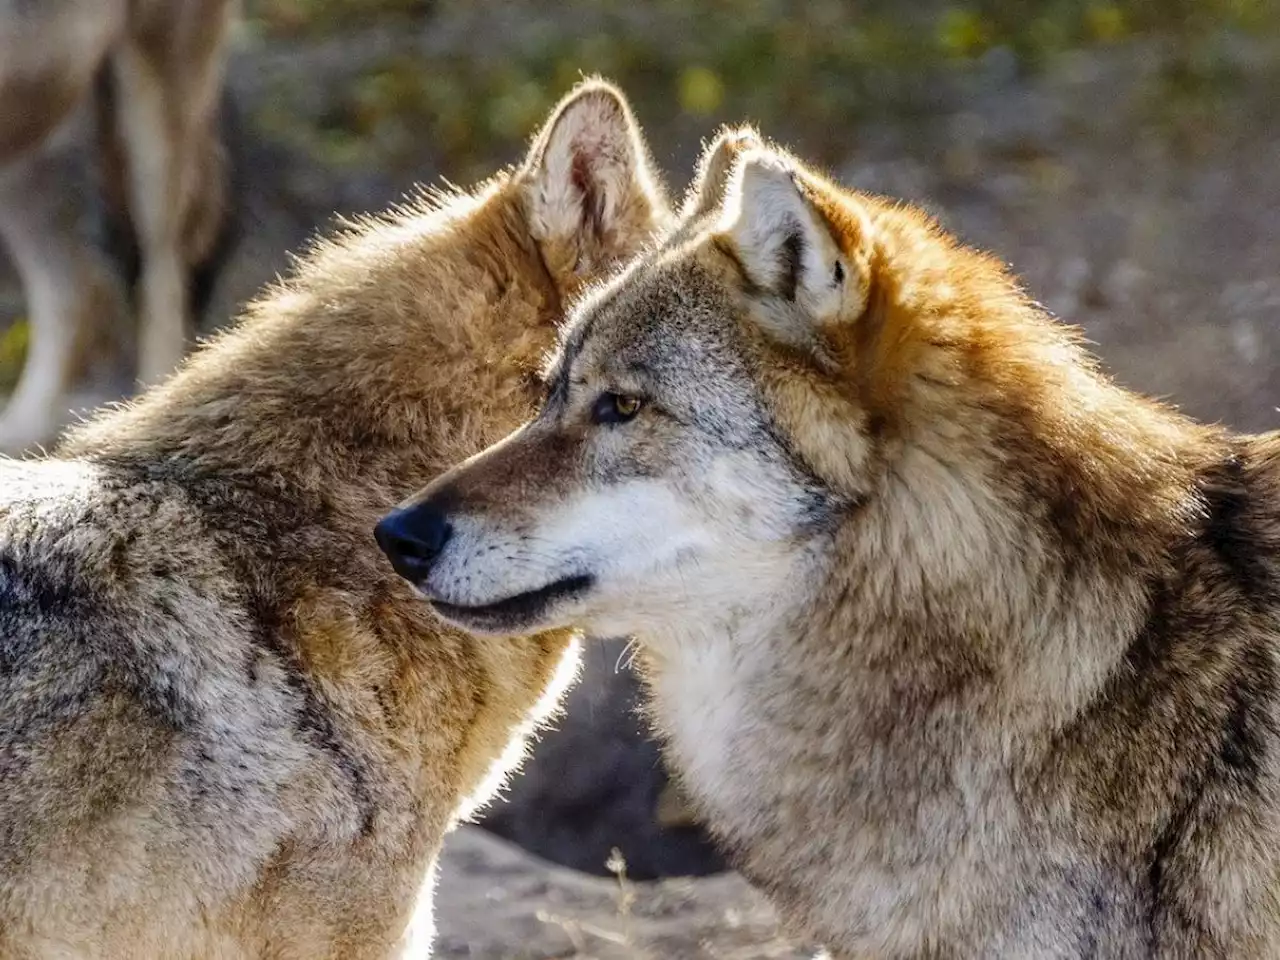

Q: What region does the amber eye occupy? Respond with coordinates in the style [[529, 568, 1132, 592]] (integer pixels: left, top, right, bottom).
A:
[[592, 392, 644, 425]]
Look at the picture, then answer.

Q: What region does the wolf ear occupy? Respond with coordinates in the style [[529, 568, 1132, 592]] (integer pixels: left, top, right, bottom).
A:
[[719, 150, 871, 331], [521, 79, 668, 282], [680, 126, 762, 221]]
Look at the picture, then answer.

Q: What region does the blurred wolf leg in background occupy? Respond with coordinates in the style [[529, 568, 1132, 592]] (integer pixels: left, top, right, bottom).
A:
[[0, 128, 129, 453], [0, 0, 129, 453], [107, 0, 238, 385], [0, 0, 236, 455]]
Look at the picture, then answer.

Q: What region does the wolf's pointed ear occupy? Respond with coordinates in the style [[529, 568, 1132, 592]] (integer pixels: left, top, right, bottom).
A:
[[719, 150, 872, 330], [521, 79, 668, 282], [680, 126, 762, 221]]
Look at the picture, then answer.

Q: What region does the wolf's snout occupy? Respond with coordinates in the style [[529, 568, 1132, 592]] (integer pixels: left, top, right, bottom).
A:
[[375, 502, 452, 584]]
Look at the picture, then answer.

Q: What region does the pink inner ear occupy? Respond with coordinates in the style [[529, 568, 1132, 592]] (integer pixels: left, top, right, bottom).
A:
[[570, 149, 604, 237]]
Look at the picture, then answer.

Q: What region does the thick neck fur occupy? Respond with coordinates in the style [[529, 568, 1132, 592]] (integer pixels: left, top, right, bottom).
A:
[[60, 180, 560, 511], [650, 200, 1264, 955], [767, 200, 1233, 724]]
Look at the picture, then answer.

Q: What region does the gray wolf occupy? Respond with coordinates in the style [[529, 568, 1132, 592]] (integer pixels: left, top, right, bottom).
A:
[[0, 79, 669, 958], [0, 0, 237, 454], [378, 133, 1280, 958]]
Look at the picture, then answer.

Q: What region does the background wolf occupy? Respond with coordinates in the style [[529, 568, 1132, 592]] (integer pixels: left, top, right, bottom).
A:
[[0, 0, 239, 454], [0, 80, 668, 958], [380, 133, 1280, 958]]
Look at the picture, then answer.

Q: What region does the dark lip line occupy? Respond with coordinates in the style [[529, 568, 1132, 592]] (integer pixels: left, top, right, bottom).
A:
[[429, 574, 594, 625]]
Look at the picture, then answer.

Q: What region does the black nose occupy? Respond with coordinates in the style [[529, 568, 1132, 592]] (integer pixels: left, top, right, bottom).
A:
[[374, 503, 452, 584]]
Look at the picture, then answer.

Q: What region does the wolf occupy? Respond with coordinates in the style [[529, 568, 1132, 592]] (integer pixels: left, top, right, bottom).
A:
[[0, 80, 669, 958], [378, 133, 1280, 958], [0, 0, 238, 454]]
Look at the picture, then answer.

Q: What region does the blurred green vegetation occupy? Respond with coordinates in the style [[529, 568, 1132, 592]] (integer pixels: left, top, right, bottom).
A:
[[245, 0, 1279, 179], [0, 319, 28, 394], [247, 0, 434, 34]]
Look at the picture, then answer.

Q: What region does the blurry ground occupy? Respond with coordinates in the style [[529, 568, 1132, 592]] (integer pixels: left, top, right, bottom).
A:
[[434, 826, 813, 959], [2, 1, 1280, 954]]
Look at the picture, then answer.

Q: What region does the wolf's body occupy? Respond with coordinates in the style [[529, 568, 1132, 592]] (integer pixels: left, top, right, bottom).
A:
[[0, 82, 668, 958], [382, 134, 1280, 958], [0, 0, 237, 454]]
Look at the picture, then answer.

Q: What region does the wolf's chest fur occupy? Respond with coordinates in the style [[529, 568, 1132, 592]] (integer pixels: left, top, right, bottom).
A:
[[640, 576, 1280, 960], [645, 636, 773, 833], [643, 624, 1011, 954]]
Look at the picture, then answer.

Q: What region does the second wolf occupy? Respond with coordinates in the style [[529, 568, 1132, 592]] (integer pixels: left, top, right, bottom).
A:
[[381, 134, 1280, 958]]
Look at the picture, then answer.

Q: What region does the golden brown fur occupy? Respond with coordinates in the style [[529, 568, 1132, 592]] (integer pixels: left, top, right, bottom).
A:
[[0, 79, 669, 958], [383, 133, 1280, 958]]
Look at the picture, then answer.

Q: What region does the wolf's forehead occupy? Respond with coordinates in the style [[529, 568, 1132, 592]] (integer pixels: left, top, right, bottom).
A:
[[565, 261, 728, 363]]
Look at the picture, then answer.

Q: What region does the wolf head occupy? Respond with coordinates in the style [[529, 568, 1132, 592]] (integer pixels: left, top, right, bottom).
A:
[[379, 135, 1197, 644]]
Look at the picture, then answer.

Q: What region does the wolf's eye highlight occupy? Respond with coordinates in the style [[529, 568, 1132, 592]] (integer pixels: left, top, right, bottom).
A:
[[592, 392, 643, 424]]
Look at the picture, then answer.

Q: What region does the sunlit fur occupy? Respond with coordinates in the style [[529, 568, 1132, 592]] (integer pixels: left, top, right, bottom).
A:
[[400, 131, 1280, 958], [0, 79, 669, 958]]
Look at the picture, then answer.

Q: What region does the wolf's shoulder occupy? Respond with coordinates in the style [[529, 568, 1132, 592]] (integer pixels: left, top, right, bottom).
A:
[[1, 456, 214, 604], [0, 457, 319, 871], [0, 455, 251, 694], [1, 458, 114, 616]]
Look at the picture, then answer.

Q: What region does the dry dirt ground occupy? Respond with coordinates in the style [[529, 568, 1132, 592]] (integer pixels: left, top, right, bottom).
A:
[[1, 17, 1278, 958], [434, 827, 813, 959]]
